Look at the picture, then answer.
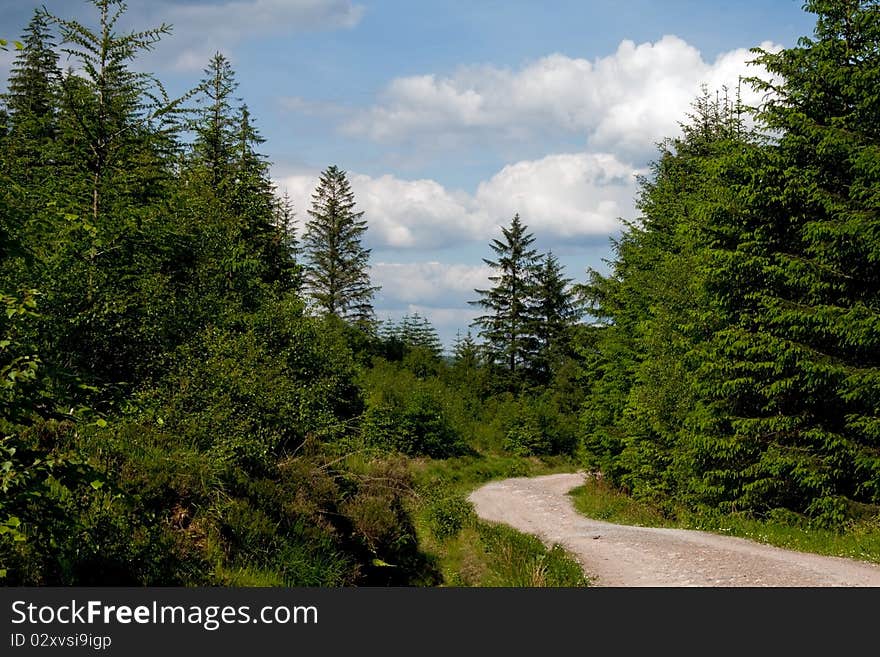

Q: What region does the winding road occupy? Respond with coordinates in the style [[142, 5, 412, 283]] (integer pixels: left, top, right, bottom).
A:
[[468, 472, 880, 587]]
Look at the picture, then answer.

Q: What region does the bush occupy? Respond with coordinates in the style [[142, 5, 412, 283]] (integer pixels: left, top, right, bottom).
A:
[[141, 298, 363, 473], [360, 361, 468, 458], [497, 393, 578, 456], [338, 457, 441, 585], [427, 496, 474, 540]]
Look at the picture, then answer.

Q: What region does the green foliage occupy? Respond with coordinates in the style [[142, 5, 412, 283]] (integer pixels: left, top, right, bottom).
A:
[[532, 251, 582, 382], [474, 523, 588, 587], [144, 298, 362, 471], [426, 495, 474, 540], [571, 477, 880, 564], [0, 2, 423, 586], [578, 1, 880, 529], [7, 0, 878, 587], [409, 455, 587, 586], [471, 216, 582, 390], [471, 213, 541, 385], [303, 165, 379, 327], [360, 360, 468, 458]]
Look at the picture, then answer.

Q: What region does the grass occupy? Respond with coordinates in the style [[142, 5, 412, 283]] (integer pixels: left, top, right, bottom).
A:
[[407, 453, 589, 587], [570, 477, 880, 564]]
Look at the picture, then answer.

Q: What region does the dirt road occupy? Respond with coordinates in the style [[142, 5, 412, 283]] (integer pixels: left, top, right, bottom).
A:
[[468, 472, 880, 586]]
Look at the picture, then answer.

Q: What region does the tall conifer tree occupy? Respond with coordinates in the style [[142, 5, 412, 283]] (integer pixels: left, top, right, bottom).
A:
[[302, 165, 378, 327], [532, 251, 580, 380], [4, 10, 60, 184], [685, 0, 880, 522], [471, 213, 540, 382]]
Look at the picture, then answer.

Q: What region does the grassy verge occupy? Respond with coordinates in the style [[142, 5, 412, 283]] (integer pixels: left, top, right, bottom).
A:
[[408, 454, 589, 586], [570, 477, 880, 564]]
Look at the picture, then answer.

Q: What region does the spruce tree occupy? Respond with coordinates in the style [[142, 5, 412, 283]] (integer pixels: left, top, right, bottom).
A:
[[51, 0, 176, 223], [34, 0, 186, 389], [578, 90, 751, 498], [683, 0, 880, 523], [230, 103, 295, 293], [302, 165, 378, 327], [452, 330, 480, 370], [399, 313, 443, 358], [532, 250, 580, 381], [192, 52, 238, 189], [1, 10, 61, 281], [3, 9, 60, 188], [470, 213, 540, 383], [274, 191, 302, 292]]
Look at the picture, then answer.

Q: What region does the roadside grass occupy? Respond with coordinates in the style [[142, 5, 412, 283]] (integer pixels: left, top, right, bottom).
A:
[[570, 477, 880, 564], [408, 454, 589, 587]]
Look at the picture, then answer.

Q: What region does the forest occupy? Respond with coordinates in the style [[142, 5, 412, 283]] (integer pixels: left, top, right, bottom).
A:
[[1, 0, 878, 586]]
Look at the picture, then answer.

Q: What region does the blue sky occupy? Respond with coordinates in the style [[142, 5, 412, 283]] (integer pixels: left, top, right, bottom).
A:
[[0, 0, 817, 347]]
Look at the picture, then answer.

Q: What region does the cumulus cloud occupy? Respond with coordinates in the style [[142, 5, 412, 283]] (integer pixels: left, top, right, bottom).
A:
[[372, 262, 493, 306], [474, 153, 637, 239], [277, 151, 640, 250], [344, 35, 781, 161]]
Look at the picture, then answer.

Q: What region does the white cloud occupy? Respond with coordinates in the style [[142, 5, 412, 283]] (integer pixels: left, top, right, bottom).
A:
[[345, 35, 781, 161], [474, 153, 637, 239], [277, 151, 640, 250], [373, 262, 493, 305]]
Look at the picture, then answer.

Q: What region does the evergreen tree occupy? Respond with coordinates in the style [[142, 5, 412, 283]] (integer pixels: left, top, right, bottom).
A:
[[51, 0, 177, 223], [682, 0, 880, 523], [452, 330, 480, 370], [192, 52, 237, 189], [230, 103, 295, 293], [399, 313, 443, 358], [32, 0, 187, 389], [3, 9, 60, 188], [1, 10, 60, 286], [274, 190, 302, 292], [180, 55, 295, 317], [470, 213, 540, 383], [532, 251, 580, 381], [302, 165, 378, 327], [378, 318, 406, 361], [578, 89, 751, 499]]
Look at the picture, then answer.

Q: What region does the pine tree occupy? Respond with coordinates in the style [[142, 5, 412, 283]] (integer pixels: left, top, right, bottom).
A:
[[274, 191, 302, 292], [51, 0, 177, 223], [3, 9, 60, 187], [683, 0, 880, 523], [302, 165, 378, 327], [1, 10, 61, 276], [179, 55, 296, 314], [230, 103, 295, 293], [578, 89, 751, 498], [192, 52, 238, 189], [33, 0, 186, 388], [532, 250, 580, 381], [470, 213, 540, 383], [399, 313, 443, 357], [452, 330, 480, 370]]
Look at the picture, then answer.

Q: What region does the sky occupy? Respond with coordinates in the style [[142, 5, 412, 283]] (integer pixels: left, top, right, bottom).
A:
[[0, 0, 818, 348]]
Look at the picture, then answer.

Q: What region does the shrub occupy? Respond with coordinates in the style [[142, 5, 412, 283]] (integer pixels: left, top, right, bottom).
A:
[[426, 496, 474, 540], [360, 361, 468, 458]]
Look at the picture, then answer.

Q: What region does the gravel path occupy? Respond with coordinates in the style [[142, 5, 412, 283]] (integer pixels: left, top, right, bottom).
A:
[[468, 472, 880, 587]]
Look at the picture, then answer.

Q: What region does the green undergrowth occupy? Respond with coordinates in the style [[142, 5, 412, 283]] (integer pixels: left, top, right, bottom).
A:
[[407, 454, 589, 587], [570, 478, 880, 564]]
